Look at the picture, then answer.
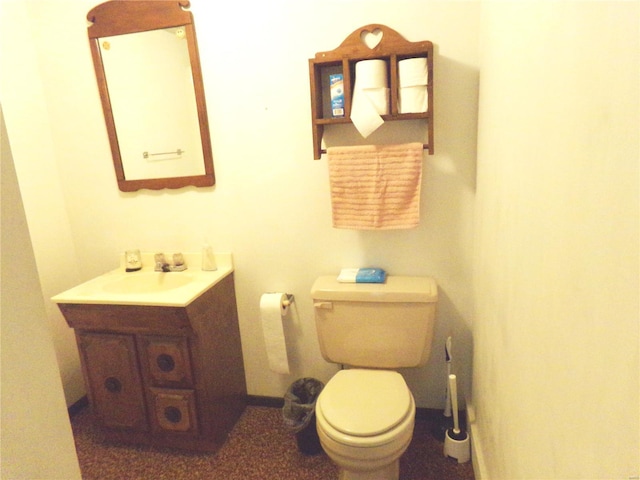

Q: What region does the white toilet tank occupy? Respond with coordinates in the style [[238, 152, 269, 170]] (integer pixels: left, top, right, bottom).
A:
[[311, 276, 438, 369]]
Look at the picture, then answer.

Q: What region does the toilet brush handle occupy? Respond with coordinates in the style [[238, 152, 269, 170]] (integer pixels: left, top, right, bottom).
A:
[[448, 374, 460, 434], [444, 363, 452, 417], [444, 337, 452, 417]]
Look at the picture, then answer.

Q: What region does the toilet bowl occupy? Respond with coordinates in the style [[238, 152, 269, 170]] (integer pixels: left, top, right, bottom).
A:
[[311, 275, 438, 480], [315, 369, 416, 480]]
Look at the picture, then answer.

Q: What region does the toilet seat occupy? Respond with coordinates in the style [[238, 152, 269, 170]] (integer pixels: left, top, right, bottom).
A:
[[316, 369, 413, 438]]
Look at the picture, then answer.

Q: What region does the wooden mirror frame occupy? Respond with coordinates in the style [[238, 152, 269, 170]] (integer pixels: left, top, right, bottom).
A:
[[87, 0, 215, 192]]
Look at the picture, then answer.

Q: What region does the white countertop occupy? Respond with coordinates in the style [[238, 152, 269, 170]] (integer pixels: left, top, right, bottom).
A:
[[51, 253, 233, 307]]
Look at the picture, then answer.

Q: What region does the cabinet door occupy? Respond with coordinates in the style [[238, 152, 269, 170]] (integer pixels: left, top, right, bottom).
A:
[[138, 335, 194, 388], [149, 387, 198, 435], [77, 332, 148, 431]]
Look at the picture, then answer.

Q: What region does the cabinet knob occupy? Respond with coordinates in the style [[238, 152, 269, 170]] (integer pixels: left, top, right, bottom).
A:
[[164, 406, 183, 424], [156, 354, 176, 372], [104, 376, 122, 393]]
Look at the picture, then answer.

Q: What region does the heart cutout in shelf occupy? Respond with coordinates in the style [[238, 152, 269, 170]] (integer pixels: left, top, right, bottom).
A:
[[360, 28, 383, 49]]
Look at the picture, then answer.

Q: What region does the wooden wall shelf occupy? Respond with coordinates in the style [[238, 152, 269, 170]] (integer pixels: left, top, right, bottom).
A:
[[308, 24, 434, 159]]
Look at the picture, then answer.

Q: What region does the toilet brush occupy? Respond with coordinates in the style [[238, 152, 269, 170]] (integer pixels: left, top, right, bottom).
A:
[[444, 336, 452, 419], [443, 374, 470, 463], [432, 337, 454, 441]]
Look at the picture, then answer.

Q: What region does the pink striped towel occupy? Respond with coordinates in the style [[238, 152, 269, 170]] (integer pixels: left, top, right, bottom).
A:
[[327, 143, 423, 230]]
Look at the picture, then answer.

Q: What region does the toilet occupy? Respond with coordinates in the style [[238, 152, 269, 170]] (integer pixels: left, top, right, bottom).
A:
[[311, 275, 438, 480]]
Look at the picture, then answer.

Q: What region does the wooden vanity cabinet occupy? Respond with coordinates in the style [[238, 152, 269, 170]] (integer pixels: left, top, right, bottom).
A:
[[77, 332, 148, 431], [59, 273, 247, 452]]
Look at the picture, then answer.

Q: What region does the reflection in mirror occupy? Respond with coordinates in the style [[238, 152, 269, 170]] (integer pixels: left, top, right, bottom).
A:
[[87, 1, 214, 192], [99, 27, 205, 181]]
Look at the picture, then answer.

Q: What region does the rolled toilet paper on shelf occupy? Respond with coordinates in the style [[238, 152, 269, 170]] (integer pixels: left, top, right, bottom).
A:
[[363, 87, 390, 115], [399, 85, 428, 113], [355, 59, 388, 89], [350, 59, 390, 138], [398, 57, 429, 114], [350, 88, 386, 138], [399, 57, 429, 87], [260, 293, 290, 375]]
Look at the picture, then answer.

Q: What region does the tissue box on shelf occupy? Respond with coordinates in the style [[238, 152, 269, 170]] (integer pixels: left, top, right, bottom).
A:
[[330, 73, 345, 118], [337, 268, 387, 284]]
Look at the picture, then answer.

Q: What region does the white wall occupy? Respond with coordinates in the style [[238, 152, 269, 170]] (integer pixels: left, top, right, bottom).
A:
[[1, 106, 82, 479], [0, 0, 479, 408], [471, 2, 639, 479], [0, 0, 86, 405]]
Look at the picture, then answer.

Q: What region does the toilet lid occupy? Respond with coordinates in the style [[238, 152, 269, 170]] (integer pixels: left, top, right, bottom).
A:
[[317, 369, 412, 437]]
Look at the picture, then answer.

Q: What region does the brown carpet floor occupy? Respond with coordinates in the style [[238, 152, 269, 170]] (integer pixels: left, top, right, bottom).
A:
[[71, 406, 475, 480]]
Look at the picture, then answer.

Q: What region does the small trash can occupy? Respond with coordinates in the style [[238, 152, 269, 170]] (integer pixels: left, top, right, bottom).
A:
[[282, 377, 324, 455]]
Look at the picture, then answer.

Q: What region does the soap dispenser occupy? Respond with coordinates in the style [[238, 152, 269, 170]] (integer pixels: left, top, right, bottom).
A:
[[201, 242, 217, 271]]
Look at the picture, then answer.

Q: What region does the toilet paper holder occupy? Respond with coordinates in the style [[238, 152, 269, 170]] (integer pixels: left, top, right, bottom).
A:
[[282, 294, 295, 307]]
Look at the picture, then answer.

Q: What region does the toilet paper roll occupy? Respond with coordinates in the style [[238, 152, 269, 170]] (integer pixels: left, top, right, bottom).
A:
[[351, 88, 387, 138], [351, 60, 390, 138], [364, 87, 390, 115], [398, 57, 429, 87], [260, 293, 290, 375], [398, 57, 428, 114], [355, 59, 388, 88], [399, 85, 428, 113]]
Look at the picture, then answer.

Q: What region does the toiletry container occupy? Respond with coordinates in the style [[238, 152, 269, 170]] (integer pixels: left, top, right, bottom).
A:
[[311, 275, 438, 480]]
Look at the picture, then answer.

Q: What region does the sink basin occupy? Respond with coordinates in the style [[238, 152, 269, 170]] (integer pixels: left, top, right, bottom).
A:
[[51, 252, 233, 307], [101, 272, 195, 294]]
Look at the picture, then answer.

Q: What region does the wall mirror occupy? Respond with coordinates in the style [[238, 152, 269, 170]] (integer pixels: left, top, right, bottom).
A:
[[87, 0, 214, 192]]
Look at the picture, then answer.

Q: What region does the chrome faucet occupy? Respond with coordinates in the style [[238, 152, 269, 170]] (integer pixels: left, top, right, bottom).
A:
[[154, 252, 187, 272], [154, 253, 170, 272]]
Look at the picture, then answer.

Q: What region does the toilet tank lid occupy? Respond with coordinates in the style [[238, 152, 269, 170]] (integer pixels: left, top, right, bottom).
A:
[[311, 275, 437, 303]]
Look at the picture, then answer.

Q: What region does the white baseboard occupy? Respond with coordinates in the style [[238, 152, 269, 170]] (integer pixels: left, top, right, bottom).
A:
[[466, 401, 489, 480]]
